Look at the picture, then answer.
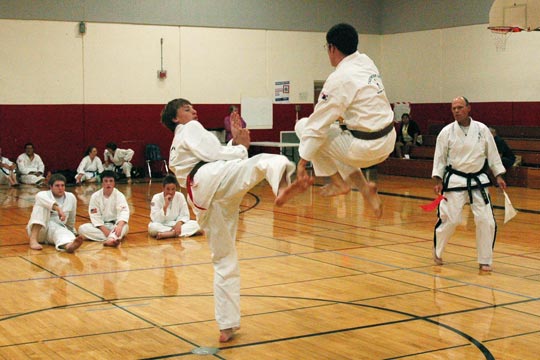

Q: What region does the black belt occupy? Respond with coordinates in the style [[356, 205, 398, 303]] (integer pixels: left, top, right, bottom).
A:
[[340, 122, 394, 140], [442, 165, 491, 204], [188, 161, 208, 180]]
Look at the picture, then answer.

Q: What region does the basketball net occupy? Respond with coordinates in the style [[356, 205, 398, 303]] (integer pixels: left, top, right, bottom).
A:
[[488, 26, 522, 52]]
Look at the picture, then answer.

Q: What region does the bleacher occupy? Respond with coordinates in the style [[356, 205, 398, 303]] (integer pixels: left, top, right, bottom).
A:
[[378, 124, 540, 188]]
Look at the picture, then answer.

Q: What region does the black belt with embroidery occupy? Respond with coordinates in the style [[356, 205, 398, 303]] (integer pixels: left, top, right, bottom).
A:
[[339, 122, 394, 140], [442, 165, 491, 204]]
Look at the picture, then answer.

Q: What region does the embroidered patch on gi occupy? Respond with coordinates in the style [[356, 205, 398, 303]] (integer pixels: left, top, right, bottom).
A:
[[368, 74, 385, 94], [321, 92, 329, 101], [150, 202, 155, 207], [90, 208, 98, 214]]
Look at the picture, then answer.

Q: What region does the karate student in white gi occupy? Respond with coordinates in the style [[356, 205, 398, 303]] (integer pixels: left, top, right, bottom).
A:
[[17, 143, 49, 185], [78, 170, 130, 247], [27, 173, 84, 252], [432, 96, 506, 272], [0, 147, 19, 187], [148, 175, 201, 239], [161, 98, 311, 343], [294, 23, 396, 217], [103, 142, 135, 181], [75, 146, 104, 185]]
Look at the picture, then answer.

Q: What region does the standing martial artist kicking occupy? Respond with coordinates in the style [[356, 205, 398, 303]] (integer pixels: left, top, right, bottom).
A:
[[78, 170, 130, 247], [27, 173, 84, 252], [148, 175, 201, 239], [432, 96, 506, 272], [161, 98, 311, 343]]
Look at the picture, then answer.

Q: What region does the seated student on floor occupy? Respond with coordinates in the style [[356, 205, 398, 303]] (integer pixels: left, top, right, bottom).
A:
[[148, 175, 201, 239], [75, 145, 104, 185]]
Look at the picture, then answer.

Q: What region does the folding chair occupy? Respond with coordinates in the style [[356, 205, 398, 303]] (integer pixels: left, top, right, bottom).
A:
[[145, 144, 168, 178]]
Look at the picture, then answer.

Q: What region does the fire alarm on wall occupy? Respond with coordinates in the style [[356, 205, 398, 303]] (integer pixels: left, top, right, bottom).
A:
[[157, 70, 167, 79]]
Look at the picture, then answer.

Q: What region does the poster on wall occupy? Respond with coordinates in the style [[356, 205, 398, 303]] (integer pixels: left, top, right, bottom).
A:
[[274, 80, 290, 103], [241, 97, 273, 129]]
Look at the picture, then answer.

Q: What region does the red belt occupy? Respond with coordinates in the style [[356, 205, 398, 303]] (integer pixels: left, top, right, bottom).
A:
[[186, 161, 208, 210]]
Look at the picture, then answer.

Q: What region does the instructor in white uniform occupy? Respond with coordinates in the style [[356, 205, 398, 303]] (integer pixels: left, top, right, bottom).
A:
[[295, 23, 396, 217], [432, 96, 506, 272], [17, 143, 48, 185], [161, 98, 311, 343]]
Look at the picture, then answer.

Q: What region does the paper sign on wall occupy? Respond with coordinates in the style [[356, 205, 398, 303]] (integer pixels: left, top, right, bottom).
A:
[[275, 81, 290, 103]]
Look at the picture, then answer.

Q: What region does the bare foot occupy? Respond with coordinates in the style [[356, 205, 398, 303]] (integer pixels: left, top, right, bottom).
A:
[[319, 182, 351, 197], [361, 181, 382, 218], [103, 238, 120, 247], [479, 264, 492, 272], [274, 176, 314, 207], [219, 327, 239, 343], [29, 239, 43, 250], [65, 235, 84, 253], [156, 230, 175, 240], [433, 249, 443, 265]]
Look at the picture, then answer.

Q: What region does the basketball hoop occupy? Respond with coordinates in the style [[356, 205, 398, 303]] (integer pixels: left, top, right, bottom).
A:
[[488, 26, 520, 51]]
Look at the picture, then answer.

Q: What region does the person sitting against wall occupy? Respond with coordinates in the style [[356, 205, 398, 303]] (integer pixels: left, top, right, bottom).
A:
[[103, 142, 135, 182], [0, 147, 19, 187], [395, 113, 421, 159], [17, 143, 50, 186], [489, 127, 516, 169], [223, 105, 246, 143], [75, 145, 104, 185]]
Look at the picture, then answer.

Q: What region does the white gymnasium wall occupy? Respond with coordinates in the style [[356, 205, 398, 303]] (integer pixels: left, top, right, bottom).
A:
[[179, 27, 268, 104], [381, 24, 540, 103], [0, 20, 83, 104], [83, 23, 181, 104]]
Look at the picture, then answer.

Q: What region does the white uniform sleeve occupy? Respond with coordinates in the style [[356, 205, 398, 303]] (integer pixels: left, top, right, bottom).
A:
[[65, 194, 77, 230], [96, 157, 104, 173], [89, 192, 105, 227], [16, 154, 30, 175], [186, 121, 248, 162], [298, 75, 348, 161], [35, 191, 55, 210], [121, 148, 134, 162], [115, 191, 130, 224], [36, 155, 45, 173], [432, 129, 449, 179], [175, 192, 190, 223], [150, 193, 165, 223], [77, 157, 89, 175]]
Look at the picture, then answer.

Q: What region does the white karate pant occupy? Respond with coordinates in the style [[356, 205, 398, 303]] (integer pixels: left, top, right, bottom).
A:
[[78, 171, 99, 183], [78, 222, 129, 241], [194, 154, 294, 330], [434, 189, 496, 265], [295, 118, 396, 179], [104, 163, 132, 178], [27, 205, 75, 251], [20, 174, 45, 185], [148, 220, 200, 238]]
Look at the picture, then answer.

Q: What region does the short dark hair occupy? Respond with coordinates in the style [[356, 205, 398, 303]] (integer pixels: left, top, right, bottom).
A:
[[101, 170, 117, 181], [461, 96, 470, 106], [85, 145, 96, 156], [162, 174, 179, 187], [228, 105, 238, 114], [24, 142, 34, 149], [326, 23, 358, 56], [48, 173, 66, 186], [106, 142, 117, 151], [161, 98, 192, 132]]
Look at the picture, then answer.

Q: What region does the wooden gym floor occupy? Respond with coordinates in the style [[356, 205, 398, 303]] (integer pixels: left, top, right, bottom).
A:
[[0, 174, 539, 359]]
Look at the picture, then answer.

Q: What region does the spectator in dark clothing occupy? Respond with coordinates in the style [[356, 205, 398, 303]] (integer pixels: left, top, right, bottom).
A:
[[490, 127, 516, 169], [395, 113, 421, 158]]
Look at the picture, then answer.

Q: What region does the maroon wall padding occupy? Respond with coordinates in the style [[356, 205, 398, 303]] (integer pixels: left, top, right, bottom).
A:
[[1, 105, 84, 171], [2, 101, 537, 172], [0, 103, 314, 172]]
